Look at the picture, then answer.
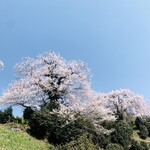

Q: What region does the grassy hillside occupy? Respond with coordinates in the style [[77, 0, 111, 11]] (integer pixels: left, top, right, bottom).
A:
[[0, 124, 55, 150]]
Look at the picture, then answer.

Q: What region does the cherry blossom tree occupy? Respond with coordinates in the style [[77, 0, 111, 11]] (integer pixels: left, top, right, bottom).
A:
[[81, 89, 150, 127], [103, 89, 150, 119], [79, 89, 150, 132], [0, 52, 116, 134], [83, 92, 116, 134], [1, 51, 92, 109]]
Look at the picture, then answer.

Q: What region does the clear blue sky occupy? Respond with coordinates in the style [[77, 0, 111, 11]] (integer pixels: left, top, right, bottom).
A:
[[0, 1, 150, 115]]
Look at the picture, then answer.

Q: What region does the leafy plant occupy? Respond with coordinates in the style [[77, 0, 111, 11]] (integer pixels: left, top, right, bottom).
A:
[[105, 143, 123, 150], [111, 121, 132, 148]]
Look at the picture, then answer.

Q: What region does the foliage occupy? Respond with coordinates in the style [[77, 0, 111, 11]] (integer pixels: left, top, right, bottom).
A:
[[0, 107, 14, 124], [23, 107, 34, 122], [101, 120, 115, 130], [91, 132, 111, 149], [105, 143, 123, 150], [135, 117, 150, 139], [13, 116, 22, 124], [130, 140, 145, 150], [144, 117, 150, 135], [140, 141, 150, 150], [111, 121, 132, 148], [57, 134, 101, 150], [28, 109, 92, 145], [139, 124, 149, 139], [135, 117, 142, 129]]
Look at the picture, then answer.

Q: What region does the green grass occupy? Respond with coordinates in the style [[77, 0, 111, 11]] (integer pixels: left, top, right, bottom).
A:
[[0, 124, 55, 150]]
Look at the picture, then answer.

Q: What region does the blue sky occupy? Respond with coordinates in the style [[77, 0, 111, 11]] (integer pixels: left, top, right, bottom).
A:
[[0, 1, 150, 115]]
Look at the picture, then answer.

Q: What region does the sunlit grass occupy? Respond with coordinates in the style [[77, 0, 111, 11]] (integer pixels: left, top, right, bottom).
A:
[[0, 124, 53, 150]]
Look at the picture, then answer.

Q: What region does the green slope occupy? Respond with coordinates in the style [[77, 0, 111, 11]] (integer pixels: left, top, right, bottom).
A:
[[0, 124, 55, 150]]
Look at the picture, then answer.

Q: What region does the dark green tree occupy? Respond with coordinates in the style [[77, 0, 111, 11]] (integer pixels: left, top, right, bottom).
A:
[[0, 107, 14, 123], [139, 124, 149, 139], [111, 121, 132, 149], [23, 107, 34, 121], [28, 108, 92, 145]]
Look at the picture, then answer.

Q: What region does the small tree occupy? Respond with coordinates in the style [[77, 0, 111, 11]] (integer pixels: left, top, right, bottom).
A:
[[23, 107, 34, 121], [135, 117, 142, 129], [139, 124, 149, 139], [111, 121, 132, 148], [141, 117, 150, 137], [135, 116, 150, 138], [0, 107, 14, 123]]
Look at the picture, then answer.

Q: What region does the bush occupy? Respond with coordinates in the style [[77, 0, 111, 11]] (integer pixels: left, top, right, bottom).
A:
[[143, 117, 150, 137], [13, 116, 22, 124], [0, 107, 14, 124], [135, 117, 142, 129], [111, 121, 132, 148], [101, 120, 115, 130], [105, 143, 123, 150], [23, 107, 34, 121], [130, 140, 145, 150], [57, 134, 101, 150], [140, 141, 149, 150], [91, 133, 110, 149], [28, 109, 92, 145], [139, 124, 149, 139]]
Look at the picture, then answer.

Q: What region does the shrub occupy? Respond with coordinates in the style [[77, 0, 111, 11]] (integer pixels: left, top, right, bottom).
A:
[[111, 121, 132, 148], [105, 143, 123, 150], [91, 133, 110, 149], [0, 107, 14, 123], [139, 124, 149, 139], [23, 107, 34, 121], [135, 117, 142, 129], [140, 141, 149, 150], [130, 140, 145, 150], [57, 134, 101, 150], [135, 117, 150, 138], [28, 109, 92, 145], [13, 116, 22, 124], [143, 117, 150, 137]]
